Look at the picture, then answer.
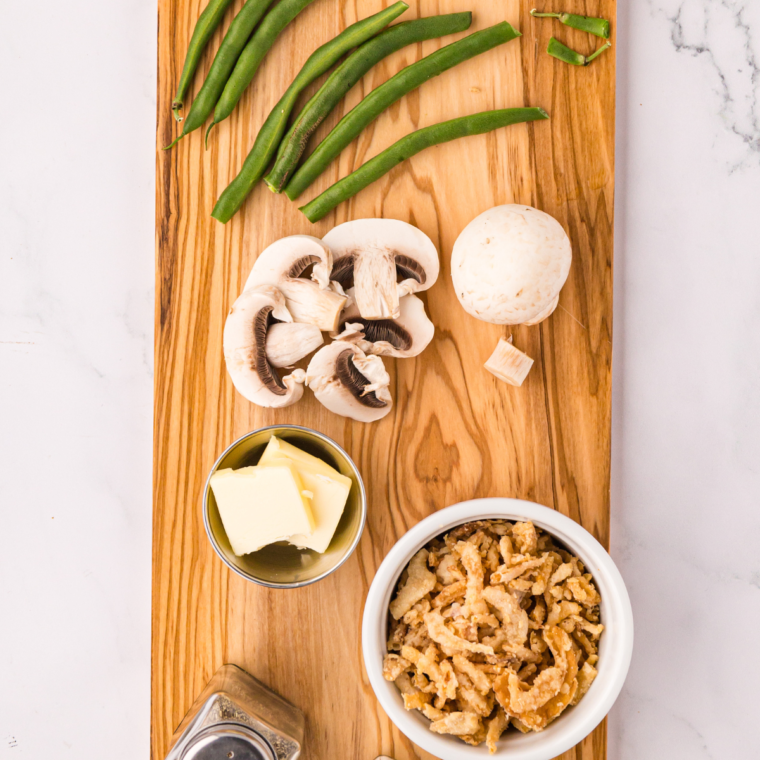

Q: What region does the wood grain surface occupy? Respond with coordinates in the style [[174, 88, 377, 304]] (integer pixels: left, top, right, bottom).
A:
[[153, 1, 616, 758]]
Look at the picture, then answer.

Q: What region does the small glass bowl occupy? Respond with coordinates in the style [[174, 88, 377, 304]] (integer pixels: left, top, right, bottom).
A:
[[203, 425, 366, 589]]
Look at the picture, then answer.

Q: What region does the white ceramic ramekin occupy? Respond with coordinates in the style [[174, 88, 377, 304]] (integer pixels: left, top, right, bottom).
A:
[[362, 498, 634, 760]]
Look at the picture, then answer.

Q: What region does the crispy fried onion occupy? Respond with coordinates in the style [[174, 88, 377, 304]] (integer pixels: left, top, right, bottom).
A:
[[486, 709, 508, 753], [383, 520, 604, 751], [390, 548, 436, 620], [423, 610, 495, 654], [482, 585, 529, 646], [430, 712, 482, 736], [457, 541, 490, 617]]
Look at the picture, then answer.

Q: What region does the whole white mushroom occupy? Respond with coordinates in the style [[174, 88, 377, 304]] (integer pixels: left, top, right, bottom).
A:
[[451, 204, 572, 326]]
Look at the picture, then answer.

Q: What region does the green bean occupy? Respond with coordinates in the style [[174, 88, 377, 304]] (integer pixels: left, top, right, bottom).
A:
[[165, 0, 278, 148], [172, 0, 236, 121], [547, 36, 611, 66], [211, 2, 409, 223], [530, 8, 610, 39], [207, 0, 319, 138], [299, 108, 549, 223], [263, 13, 473, 194], [284, 21, 521, 201]]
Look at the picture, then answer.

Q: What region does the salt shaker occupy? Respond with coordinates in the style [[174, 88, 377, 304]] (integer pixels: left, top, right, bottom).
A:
[[164, 664, 305, 760]]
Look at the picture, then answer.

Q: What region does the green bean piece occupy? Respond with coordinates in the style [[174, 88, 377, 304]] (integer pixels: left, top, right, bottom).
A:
[[172, 0, 236, 121], [208, 0, 319, 137], [165, 0, 278, 148], [210, 3, 410, 223], [264, 13, 473, 194], [547, 36, 611, 66], [299, 108, 549, 222], [546, 37, 585, 66], [530, 8, 610, 39], [284, 21, 521, 202]]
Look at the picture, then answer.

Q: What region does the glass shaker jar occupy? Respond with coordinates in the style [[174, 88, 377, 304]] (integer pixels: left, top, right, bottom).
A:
[[164, 664, 305, 760]]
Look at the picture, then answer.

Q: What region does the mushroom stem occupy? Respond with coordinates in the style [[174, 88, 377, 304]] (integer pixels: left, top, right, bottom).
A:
[[353, 248, 400, 319], [265, 322, 324, 367], [278, 279, 347, 332], [485, 337, 534, 387]]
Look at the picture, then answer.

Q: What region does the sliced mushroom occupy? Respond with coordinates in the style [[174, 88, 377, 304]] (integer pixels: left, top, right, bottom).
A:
[[223, 285, 306, 408], [322, 219, 439, 320], [265, 322, 324, 367], [332, 290, 434, 359], [244, 235, 347, 331], [306, 341, 392, 422]]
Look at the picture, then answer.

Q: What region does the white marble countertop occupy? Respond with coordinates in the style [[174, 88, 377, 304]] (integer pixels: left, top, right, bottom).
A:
[[1, 1, 758, 758]]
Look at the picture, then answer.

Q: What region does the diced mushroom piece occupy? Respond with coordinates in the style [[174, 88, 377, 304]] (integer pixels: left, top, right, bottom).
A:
[[485, 337, 534, 387], [305, 341, 392, 423], [332, 290, 434, 359], [244, 235, 347, 331], [264, 322, 324, 367], [323, 219, 439, 320], [223, 285, 306, 408]]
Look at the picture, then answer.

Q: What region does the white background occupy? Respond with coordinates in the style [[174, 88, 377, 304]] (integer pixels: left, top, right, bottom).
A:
[[1, 1, 758, 758]]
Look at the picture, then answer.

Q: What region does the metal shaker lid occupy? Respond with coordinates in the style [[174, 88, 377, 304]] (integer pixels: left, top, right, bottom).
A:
[[181, 724, 276, 760]]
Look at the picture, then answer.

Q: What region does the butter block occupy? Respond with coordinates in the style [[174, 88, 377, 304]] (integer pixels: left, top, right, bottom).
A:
[[259, 437, 352, 553], [209, 461, 314, 556], [260, 436, 340, 478]]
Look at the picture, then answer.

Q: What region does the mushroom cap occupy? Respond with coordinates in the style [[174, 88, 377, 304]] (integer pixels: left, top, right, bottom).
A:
[[451, 205, 572, 325], [323, 219, 439, 319], [333, 290, 435, 359], [245, 234, 333, 290], [306, 341, 392, 423], [223, 285, 305, 408]]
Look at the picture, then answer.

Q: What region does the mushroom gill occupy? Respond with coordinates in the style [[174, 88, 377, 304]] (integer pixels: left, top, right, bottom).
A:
[[394, 254, 426, 285], [331, 255, 356, 288], [338, 318, 412, 351], [253, 305, 287, 395], [287, 254, 321, 279]]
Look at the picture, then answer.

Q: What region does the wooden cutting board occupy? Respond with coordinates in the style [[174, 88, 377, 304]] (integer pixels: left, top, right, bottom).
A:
[[153, 1, 616, 759]]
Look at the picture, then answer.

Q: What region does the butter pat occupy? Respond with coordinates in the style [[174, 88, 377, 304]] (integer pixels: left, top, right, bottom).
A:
[[259, 436, 352, 553], [209, 462, 314, 556], [260, 436, 341, 478]]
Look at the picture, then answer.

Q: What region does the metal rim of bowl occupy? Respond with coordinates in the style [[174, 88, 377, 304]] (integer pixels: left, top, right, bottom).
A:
[[202, 424, 367, 589]]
